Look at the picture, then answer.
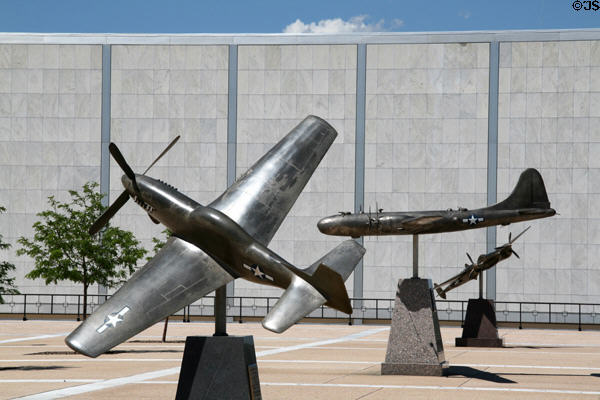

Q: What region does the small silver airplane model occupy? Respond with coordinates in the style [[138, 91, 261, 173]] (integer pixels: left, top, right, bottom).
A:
[[65, 116, 365, 357], [433, 226, 530, 299]]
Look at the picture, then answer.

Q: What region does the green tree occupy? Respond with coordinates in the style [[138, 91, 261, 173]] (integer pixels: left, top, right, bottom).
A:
[[0, 206, 19, 304], [147, 229, 172, 261], [17, 182, 147, 319]]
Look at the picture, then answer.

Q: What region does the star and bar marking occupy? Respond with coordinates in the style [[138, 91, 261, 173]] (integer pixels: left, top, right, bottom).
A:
[[463, 214, 484, 225], [243, 264, 274, 282], [96, 306, 130, 333]]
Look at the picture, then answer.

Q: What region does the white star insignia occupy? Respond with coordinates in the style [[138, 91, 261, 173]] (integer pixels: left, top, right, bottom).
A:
[[462, 215, 484, 225], [243, 264, 274, 281], [97, 306, 130, 333]]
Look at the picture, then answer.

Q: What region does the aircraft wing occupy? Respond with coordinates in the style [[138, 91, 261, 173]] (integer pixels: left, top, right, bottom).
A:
[[65, 237, 234, 357], [209, 115, 337, 246]]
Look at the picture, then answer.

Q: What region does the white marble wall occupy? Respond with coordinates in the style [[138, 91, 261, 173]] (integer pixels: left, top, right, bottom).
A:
[[2, 37, 599, 306], [235, 45, 357, 297], [497, 41, 600, 303], [0, 44, 102, 294], [110, 45, 229, 263], [363, 43, 490, 299]]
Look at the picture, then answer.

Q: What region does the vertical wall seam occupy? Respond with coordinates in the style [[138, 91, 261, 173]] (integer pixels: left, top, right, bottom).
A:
[[226, 44, 238, 298], [486, 41, 500, 301], [100, 44, 111, 208], [354, 43, 367, 301], [99, 44, 111, 297]]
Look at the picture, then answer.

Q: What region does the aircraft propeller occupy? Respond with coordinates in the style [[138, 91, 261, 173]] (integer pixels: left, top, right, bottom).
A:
[[466, 252, 474, 265], [88, 135, 180, 236], [493, 226, 530, 259]]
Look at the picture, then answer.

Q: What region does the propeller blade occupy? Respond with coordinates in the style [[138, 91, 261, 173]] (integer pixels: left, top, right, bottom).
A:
[[466, 252, 474, 265], [109, 143, 136, 181], [510, 225, 531, 244], [142, 135, 181, 175], [511, 249, 520, 259], [89, 191, 130, 236]]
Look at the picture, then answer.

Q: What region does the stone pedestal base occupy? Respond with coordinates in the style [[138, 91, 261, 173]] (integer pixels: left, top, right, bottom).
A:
[[455, 298, 503, 348], [381, 362, 448, 376], [176, 336, 261, 400], [381, 278, 447, 376]]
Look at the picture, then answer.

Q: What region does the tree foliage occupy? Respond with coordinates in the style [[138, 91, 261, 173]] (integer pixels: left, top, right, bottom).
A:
[[17, 182, 147, 318], [148, 229, 172, 261], [0, 206, 19, 304]]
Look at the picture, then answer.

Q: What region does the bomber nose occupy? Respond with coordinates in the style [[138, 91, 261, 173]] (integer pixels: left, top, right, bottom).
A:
[[317, 216, 337, 234]]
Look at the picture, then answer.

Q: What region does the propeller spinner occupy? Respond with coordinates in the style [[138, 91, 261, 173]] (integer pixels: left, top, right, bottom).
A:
[[89, 135, 180, 235]]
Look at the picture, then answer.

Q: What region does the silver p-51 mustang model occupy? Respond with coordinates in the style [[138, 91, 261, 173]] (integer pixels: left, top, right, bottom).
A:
[[66, 116, 365, 358]]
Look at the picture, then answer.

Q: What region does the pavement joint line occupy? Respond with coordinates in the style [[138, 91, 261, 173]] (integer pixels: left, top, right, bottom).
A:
[[0, 333, 70, 344], [259, 382, 600, 395], [6, 358, 600, 371], [255, 327, 389, 357], [0, 380, 102, 383], [7, 380, 600, 396], [12, 326, 389, 399]]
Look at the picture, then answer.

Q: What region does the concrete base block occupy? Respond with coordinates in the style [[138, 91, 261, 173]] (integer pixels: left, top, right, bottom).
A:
[[455, 337, 504, 347], [176, 335, 261, 400], [455, 298, 504, 348], [381, 278, 447, 376]]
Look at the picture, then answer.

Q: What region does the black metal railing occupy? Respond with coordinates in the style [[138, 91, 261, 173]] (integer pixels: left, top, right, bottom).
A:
[[1, 293, 599, 330]]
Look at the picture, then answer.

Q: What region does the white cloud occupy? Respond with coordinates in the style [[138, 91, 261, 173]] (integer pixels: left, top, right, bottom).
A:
[[283, 15, 390, 34], [459, 10, 471, 19]]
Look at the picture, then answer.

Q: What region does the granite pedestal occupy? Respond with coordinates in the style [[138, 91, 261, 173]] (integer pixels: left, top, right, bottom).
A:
[[175, 335, 261, 400], [381, 278, 448, 376], [456, 298, 504, 347]]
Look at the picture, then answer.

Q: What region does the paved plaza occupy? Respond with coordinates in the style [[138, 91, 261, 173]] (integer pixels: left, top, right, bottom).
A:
[[1, 320, 600, 399]]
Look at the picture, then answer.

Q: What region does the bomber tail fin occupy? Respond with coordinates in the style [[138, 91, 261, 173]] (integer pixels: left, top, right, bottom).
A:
[[491, 168, 551, 210], [262, 240, 365, 333]]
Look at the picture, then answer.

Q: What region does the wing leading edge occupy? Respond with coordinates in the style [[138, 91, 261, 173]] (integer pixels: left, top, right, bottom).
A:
[[65, 237, 234, 357]]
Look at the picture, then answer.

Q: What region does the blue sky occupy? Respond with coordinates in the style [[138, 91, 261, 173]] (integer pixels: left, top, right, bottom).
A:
[[0, 0, 598, 34]]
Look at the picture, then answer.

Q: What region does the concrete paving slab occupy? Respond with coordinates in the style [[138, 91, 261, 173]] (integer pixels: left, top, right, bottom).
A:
[[2, 320, 600, 399]]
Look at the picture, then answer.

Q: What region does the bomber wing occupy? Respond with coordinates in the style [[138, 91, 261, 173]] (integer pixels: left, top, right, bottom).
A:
[[65, 237, 233, 357], [210, 115, 337, 246]]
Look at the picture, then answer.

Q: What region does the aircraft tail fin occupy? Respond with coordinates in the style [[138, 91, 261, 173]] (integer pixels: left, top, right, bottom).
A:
[[262, 240, 365, 333], [311, 264, 352, 314], [434, 284, 447, 299], [491, 168, 551, 210]]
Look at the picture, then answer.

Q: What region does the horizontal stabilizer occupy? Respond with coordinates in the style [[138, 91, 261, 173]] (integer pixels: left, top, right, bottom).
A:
[[434, 285, 447, 299], [262, 276, 327, 333], [303, 239, 366, 280], [262, 240, 365, 333]]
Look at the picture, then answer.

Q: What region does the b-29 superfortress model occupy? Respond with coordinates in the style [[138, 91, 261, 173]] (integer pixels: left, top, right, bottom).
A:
[[318, 169, 555, 237], [434, 226, 530, 299], [66, 116, 365, 358]]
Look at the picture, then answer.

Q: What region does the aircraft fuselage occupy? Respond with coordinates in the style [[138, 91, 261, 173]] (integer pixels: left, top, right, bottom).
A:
[[122, 173, 308, 291], [317, 207, 555, 238]]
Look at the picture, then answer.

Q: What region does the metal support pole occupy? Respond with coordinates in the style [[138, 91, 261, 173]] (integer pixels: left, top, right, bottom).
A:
[[479, 274, 484, 299], [213, 286, 228, 336], [412, 235, 419, 278]]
